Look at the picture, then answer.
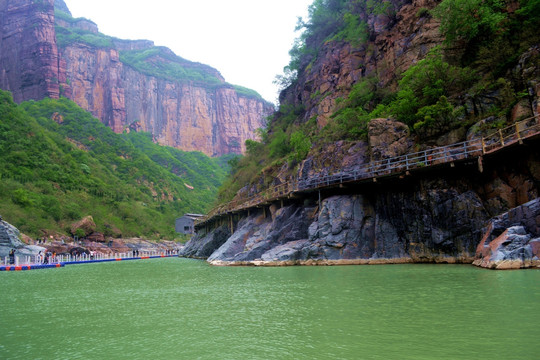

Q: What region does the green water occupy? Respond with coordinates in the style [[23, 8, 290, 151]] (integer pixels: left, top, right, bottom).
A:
[[0, 258, 538, 359]]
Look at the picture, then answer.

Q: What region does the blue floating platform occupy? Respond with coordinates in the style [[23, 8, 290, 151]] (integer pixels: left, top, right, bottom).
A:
[[0, 263, 64, 271]]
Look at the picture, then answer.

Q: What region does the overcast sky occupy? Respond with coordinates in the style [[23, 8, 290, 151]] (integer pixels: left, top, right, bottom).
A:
[[64, 0, 313, 104]]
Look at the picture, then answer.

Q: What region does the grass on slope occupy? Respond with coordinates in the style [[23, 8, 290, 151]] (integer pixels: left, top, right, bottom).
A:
[[0, 91, 230, 240]]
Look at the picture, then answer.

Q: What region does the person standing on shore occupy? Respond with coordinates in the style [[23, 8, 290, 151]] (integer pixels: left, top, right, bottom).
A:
[[9, 249, 15, 265]]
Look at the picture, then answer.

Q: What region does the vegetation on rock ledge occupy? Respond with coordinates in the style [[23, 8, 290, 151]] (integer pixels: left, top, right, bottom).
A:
[[219, 0, 540, 204]]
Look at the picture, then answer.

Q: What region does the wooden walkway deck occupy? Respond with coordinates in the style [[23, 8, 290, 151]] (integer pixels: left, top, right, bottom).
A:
[[196, 115, 540, 228]]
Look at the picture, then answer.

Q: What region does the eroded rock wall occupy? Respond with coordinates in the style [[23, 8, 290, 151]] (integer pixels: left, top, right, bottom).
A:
[[0, 0, 272, 156], [284, 0, 443, 126], [190, 181, 489, 265], [0, 0, 60, 102], [183, 139, 539, 266]]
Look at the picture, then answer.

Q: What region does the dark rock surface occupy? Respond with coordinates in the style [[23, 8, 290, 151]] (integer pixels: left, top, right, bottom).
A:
[[203, 186, 487, 265], [184, 148, 539, 268], [207, 205, 317, 263], [180, 225, 231, 258]]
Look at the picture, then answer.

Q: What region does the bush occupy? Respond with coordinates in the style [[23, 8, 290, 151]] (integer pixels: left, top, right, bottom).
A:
[[74, 228, 86, 238], [268, 130, 291, 159], [289, 131, 312, 162], [413, 96, 459, 138], [12, 189, 33, 207], [433, 0, 507, 44]]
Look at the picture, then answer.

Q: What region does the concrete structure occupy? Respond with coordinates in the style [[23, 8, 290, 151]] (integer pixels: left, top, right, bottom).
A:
[[175, 214, 205, 235]]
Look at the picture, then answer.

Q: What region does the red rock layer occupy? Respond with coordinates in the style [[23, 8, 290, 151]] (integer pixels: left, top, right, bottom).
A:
[[0, 0, 273, 157], [0, 0, 60, 102]]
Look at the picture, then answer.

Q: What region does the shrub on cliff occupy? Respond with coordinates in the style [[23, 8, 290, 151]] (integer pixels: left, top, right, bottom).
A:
[[433, 0, 507, 44], [388, 48, 476, 133]]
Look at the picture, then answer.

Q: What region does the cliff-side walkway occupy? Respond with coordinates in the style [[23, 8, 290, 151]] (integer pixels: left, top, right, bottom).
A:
[[197, 115, 540, 229]]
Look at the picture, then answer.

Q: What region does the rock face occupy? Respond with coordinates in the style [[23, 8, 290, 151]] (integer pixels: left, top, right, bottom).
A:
[[181, 225, 231, 259], [183, 138, 540, 266], [70, 216, 97, 237], [0, 218, 25, 250], [283, 0, 443, 126], [0, 0, 60, 102], [0, 0, 273, 156], [368, 118, 413, 161], [0, 218, 45, 258], [191, 181, 490, 266], [474, 199, 540, 269]]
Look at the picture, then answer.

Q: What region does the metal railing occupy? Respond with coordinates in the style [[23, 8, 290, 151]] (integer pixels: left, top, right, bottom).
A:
[[1, 250, 177, 267], [197, 115, 540, 226]]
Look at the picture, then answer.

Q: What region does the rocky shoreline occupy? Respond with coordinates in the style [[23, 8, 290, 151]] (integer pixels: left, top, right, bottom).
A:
[[208, 257, 472, 267], [181, 196, 540, 270], [0, 216, 182, 261]]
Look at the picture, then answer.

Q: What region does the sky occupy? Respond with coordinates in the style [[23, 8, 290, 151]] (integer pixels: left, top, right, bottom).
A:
[[64, 0, 313, 104]]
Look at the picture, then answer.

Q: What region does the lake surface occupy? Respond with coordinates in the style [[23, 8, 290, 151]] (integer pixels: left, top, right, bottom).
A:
[[0, 258, 538, 359]]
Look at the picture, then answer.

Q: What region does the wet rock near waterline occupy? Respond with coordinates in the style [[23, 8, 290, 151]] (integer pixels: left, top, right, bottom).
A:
[[260, 240, 311, 262], [202, 184, 488, 265], [474, 198, 540, 269], [180, 225, 231, 258], [189, 148, 539, 268], [207, 205, 317, 263], [308, 190, 486, 262]]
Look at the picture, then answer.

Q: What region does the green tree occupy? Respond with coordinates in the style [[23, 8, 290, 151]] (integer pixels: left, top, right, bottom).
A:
[[433, 0, 507, 44], [289, 131, 312, 162]]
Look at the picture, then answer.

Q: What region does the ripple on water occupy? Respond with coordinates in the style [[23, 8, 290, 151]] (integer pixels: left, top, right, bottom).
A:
[[0, 260, 539, 359]]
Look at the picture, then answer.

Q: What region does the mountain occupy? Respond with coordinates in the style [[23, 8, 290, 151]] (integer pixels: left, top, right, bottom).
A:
[[0, 90, 232, 239], [0, 0, 274, 156], [218, 0, 540, 203], [182, 0, 540, 268]]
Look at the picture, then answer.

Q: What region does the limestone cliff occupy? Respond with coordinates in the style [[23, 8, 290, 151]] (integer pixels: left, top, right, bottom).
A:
[[0, 0, 273, 156]]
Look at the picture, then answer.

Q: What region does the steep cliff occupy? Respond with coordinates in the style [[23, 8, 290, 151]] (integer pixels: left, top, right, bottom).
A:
[[183, 127, 540, 267], [0, 0, 273, 156], [287, 0, 444, 127], [0, 0, 60, 102], [183, 0, 540, 267]]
